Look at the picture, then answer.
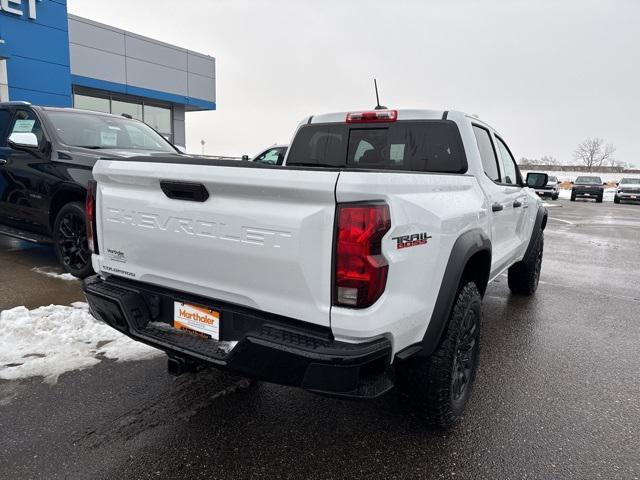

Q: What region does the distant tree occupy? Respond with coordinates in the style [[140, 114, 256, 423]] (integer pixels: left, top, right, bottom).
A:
[[573, 138, 616, 171], [539, 155, 560, 165], [518, 157, 538, 167]]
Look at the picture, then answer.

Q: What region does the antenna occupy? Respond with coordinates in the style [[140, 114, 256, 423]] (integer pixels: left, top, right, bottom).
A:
[[374, 78, 387, 110]]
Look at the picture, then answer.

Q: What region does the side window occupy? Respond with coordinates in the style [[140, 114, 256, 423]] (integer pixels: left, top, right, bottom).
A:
[[10, 110, 44, 145], [495, 136, 520, 186], [0, 109, 10, 146], [472, 125, 500, 182], [255, 148, 284, 165]]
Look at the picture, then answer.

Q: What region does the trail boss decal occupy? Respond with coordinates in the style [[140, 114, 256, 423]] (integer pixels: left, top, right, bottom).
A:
[[392, 232, 432, 249]]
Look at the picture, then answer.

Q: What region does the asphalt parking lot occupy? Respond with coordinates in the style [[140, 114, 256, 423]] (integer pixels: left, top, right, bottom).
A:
[[1, 199, 639, 480]]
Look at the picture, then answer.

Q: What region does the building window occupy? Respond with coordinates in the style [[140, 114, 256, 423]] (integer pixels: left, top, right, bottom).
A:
[[72, 89, 173, 143], [74, 93, 110, 114], [112, 99, 142, 121], [143, 104, 172, 141]]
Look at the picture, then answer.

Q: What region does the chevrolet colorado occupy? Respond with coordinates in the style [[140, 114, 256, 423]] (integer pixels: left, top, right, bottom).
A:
[[0, 102, 183, 277], [83, 109, 548, 426]]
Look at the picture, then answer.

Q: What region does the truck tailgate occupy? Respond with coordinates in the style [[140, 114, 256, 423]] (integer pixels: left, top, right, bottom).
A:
[[92, 160, 339, 327]]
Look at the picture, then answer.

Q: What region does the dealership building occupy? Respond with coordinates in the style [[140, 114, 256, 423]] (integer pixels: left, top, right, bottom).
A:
[[0, 0, 216, 146]]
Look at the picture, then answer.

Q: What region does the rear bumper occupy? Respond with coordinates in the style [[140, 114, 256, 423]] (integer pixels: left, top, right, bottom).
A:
[[83, 275, 393, 399], [535, 189, 556, 197], [617, 192, 640, 200], [573, 189, 603, 197]]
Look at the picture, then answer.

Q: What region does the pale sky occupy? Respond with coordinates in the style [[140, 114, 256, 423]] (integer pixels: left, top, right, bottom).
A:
[[68, 0, 640, 165]]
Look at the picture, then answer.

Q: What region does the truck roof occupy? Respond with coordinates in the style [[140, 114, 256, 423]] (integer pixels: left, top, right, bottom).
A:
[[309, 108, 500, 134]]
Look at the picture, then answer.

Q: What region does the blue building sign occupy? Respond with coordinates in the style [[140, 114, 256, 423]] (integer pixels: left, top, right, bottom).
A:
[[0, 0, 72, 106], [0, 0, 216, 145]]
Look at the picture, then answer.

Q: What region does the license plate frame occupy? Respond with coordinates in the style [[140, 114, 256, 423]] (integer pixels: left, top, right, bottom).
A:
[[173, 302, 220, 340]]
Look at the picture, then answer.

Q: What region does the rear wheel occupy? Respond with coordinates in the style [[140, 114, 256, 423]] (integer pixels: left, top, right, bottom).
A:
[[396, 282, 482, 428], [552, 192, 559, 200], [570, 192, 576, 201], [53, 202, 94, 279], [508, 230, 543, 296], [614, 195, 620, 204]]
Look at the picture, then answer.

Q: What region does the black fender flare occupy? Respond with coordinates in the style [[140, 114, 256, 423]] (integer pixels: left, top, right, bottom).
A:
[[419, 228, 491, 357], [523, 205, 548, 262]]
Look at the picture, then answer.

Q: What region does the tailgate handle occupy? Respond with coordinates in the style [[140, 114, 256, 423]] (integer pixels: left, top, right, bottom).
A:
[[160, 180, 209, 202]]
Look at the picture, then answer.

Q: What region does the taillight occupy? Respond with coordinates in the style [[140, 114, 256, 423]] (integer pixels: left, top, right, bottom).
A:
[[346, 109, 397, 123], [334, 204, 391, 308], [86, 180, 99, 254]]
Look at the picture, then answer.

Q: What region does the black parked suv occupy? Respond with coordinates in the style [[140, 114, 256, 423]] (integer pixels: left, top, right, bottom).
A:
[[0, 102, 183, 278], [571, 175, 604, 202]]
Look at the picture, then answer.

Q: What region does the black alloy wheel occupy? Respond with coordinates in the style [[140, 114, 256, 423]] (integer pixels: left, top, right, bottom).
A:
[[53, 202, 94, 278]]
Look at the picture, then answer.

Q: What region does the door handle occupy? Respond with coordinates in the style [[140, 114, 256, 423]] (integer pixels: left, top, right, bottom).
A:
[[492, 202, 504, 212], [513, 200, 522, 208]]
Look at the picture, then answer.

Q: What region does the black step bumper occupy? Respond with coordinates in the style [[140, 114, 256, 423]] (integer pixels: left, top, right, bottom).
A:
[[83, 275, 393, 399]]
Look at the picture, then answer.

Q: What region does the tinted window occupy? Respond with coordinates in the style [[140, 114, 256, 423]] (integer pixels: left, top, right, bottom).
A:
[[287, 121, 467, 173], [10, 110, 45, 145], [575, 176, 602, 185], [495, 136, 520, 185], [287, 124, 348, 167], [472, 125, 500, 182], [0, 109, 10, 146]]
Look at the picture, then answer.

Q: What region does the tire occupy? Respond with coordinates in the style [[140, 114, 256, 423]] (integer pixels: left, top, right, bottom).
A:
[[53, 201, 94, 279], [570, 192, 576, 201], [508, 230, 543, 296], [596, 195, 603, 203], [614, 195, 620, 204], [552, 193, 559, 201], [396, 282, 482, 428]]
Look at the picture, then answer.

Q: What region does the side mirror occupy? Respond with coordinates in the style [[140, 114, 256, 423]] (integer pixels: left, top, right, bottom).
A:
[[8, 132, 39, 149], [603, 182, 607, 186], [526, 172, 548, 189], [557, 180, 562, 184], [241, 155, 250, 161]]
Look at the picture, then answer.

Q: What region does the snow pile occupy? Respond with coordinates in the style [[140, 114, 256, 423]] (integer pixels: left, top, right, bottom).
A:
[[31, 266, 78, 281], [0, 303, 162, 383]]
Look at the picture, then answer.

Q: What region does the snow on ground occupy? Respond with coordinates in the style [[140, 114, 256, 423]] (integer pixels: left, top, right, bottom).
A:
[[31, 266, 78, 281], [0, 302, 162, 383], [557, 187, 617, 201], [521, 170, 640, 183]]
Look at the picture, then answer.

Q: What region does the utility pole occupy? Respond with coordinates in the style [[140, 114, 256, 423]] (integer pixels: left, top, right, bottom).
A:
[[200, 139, 206, 155]]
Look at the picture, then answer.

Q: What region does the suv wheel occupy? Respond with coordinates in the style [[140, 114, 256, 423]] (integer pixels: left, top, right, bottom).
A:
[[53, 202, 94, 279], [570, 192, 576, 201], [552, 192, 559, 200], [614, 195, 620, 204], [508, 230, 543, 296], [596, 195, 603, 203], [396, 282, 482, 428]]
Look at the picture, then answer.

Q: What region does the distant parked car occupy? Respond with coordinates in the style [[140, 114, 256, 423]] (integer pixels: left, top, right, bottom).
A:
[[571, 176, 604, 202], [614, 177, 640, 204], [534, 174, 560, 200], [242, 144, 288, 166]]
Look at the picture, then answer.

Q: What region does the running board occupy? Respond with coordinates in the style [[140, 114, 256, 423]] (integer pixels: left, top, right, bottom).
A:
[[0, 225, 52, 244]]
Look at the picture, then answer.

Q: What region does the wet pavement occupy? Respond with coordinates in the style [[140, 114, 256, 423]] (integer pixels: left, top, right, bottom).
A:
[[1, 199, 639, 479]]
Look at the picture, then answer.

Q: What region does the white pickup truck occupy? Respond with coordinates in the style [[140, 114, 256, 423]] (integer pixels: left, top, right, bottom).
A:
[[83, 108, 548, 427]]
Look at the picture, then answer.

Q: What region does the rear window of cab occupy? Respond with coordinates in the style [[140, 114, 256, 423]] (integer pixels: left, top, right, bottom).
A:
[[286, 120, 468, 174]]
